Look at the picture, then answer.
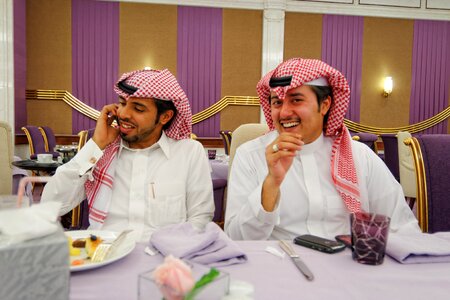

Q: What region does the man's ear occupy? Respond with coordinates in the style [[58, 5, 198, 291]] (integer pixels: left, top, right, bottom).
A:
[[321, 96, 332, 116], [159, 110, 175, 125]]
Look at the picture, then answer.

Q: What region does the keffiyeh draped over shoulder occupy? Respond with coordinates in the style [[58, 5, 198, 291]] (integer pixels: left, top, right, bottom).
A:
[[256, 58, 362, 213], [85, 69, 193, 228]]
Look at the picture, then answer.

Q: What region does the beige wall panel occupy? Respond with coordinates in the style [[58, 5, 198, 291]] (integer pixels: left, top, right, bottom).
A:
[[222, 9, 262, 97], [284, 12, 322, 60], [26, 0, 72, 91], [361, 17, 414, 128], [220, 106, 260, 131], [119, 3, 177, 75], [27, 100, 72, 134]]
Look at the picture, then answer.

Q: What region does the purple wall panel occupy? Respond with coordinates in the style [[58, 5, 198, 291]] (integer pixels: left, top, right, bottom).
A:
[[14, 0, 27, 132], [177, 6, 222, 137], [72, 0, 119, 134], [322, 15, 364, 123], [410, 20, 450, 134]]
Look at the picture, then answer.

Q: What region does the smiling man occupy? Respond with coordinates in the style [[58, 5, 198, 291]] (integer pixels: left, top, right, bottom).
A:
[[42, 69, 214, 242], [225, 58, 420, 240]]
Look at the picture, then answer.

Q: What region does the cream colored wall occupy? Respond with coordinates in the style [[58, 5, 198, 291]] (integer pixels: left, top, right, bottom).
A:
[[119, 3, 177, 75], [221, 9, 262, 97], [26, 0, 72, 134], [360, 17, 414, 128], [284, 12, 322, 60]]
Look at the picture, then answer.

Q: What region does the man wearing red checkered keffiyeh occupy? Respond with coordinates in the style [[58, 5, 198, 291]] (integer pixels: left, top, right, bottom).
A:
[[225, 58, 420, 240], [42, 69, 214, 242]]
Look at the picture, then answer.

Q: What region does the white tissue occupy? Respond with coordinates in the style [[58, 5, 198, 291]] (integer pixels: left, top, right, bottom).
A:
[[265, 246, 286, 259], [0, 201, 62, 246], [221, 280, 254, 300]]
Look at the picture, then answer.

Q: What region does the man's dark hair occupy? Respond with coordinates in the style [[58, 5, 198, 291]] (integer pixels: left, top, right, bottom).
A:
[[309, 85, 333, 125], [154, 99, 177, 130]]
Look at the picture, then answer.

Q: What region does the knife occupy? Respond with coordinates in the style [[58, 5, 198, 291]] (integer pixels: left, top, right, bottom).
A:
[[279, 240, 314, 281]]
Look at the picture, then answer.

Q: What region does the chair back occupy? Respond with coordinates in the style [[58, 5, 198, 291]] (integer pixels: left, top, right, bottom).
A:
[[398, 131, 416, 198], [0, 122, 13, 194], [219, 130, 232, 155], [21, 126, 47, 159], [39, 126, 60, 158], [229, 123, 269, 169], [405, 134, 450, 233], [77, 130, 88, 151], [212, 178, 227, 228], [380, 134, 400, 181], [351, 132, 379, 153], [71, 129, 94, 230]]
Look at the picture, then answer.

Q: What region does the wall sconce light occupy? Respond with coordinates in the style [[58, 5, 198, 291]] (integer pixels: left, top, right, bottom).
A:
[[383, 76, 393, 97], [143, 66, 152, 70]]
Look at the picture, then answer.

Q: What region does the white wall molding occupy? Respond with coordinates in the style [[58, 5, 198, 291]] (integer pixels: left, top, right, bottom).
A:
[[0, 0, 15, 135], [260, 0, 286, 122], [118, 0, 450, 20]]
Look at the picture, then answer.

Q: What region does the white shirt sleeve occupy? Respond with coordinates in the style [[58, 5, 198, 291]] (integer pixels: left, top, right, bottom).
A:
[[225, 145, 280, 240], [354, 142, 420, 233], [185, 141, 215, 229], [41, 139, 104, 215]]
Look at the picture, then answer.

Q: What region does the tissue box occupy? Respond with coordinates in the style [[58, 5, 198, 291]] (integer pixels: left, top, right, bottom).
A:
[[0, 226, 70, 300]]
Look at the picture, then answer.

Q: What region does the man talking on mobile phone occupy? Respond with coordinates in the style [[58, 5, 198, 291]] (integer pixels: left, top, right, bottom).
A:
[[225, 58, 420, 240], [42, 69, 214, 242]]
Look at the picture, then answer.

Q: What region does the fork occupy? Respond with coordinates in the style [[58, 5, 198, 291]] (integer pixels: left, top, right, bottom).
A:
[[91, 229, 133, 263]]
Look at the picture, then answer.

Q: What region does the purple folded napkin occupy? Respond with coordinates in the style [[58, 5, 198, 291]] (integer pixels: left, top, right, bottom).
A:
[[386, 232, 450, 264], [150, 222, 247, 267]]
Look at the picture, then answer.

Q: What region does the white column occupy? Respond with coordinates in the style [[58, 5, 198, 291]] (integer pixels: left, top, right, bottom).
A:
[[260, 0, 286, 123], [0, 0, 15, 135]]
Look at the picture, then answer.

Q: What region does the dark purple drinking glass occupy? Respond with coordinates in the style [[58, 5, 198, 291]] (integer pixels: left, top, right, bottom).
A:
[[350, 212, 391, 265]]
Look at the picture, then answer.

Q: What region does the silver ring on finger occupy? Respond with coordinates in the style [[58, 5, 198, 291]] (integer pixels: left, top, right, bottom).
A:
[[272, 143, 279, 153]]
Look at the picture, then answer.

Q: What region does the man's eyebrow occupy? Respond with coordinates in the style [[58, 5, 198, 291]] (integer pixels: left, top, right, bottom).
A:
[[287, 92, 305, 97]]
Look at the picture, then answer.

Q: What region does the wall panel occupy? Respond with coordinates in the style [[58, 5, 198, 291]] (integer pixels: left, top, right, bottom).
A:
[[119, 3, 177, 75], [221, 9, 262, 97], [360, 17, 414, 128], [284, 12, 322, 60], [26, 0, 71, 90]]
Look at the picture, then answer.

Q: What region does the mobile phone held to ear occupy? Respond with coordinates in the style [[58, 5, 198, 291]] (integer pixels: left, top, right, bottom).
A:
[[294, 234, 346, 254]]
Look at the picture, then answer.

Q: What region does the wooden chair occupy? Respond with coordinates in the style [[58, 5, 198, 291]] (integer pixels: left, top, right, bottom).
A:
[[21, 126, 48, 159], [398, 131, 416, 209], [219, 130, 232, 155], [38, 126, 60, 158], [405, 134, 450, 233], [380, 133, 400, 181], [70, 128, 95, 230], [229, 123, 269, 168], [0, 121, 13, 195], [351, 132, 379, 153]]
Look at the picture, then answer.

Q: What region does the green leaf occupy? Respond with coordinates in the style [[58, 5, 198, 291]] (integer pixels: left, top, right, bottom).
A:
[[184, 268, 220, 300]]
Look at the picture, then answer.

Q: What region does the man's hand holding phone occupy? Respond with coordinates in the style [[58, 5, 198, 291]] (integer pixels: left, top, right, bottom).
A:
[[92, 104, 120, 150]]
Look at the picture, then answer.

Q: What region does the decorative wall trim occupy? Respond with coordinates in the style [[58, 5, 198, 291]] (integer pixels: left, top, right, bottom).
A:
[[114, 0, 450, 20], [26, 89, 450, 135]]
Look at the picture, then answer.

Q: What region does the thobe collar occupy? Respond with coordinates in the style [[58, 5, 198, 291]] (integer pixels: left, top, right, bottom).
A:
[[117, 131, 171, 159], [299, 133, 325, 156]]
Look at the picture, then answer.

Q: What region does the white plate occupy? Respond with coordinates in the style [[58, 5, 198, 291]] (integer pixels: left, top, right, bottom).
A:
[[65, 230, 136, 272]]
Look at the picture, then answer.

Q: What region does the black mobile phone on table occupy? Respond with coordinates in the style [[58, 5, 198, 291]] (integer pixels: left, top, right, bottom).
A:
[[294, 234, 346, 254], [335, 234, 352, 248]]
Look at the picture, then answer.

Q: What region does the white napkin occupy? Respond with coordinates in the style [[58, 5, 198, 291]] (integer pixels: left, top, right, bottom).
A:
[[0, 201, 62, 246], [386, 231, 450, 264]]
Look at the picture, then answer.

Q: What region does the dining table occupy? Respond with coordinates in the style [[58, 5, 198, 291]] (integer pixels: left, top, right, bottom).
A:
[[70, 240, 450, 300], [11, 159, 62, 175]]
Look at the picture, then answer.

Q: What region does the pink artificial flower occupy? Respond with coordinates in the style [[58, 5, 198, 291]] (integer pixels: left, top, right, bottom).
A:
[[152, 255, 195, 300]]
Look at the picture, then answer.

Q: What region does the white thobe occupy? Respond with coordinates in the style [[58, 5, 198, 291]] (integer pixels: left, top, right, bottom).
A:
[[41, 132, 214, 243], [225, 131, 420, 240]]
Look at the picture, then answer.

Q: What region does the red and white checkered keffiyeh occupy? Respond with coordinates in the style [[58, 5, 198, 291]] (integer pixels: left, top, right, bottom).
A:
[[257, 58, 361, 213], [85, 69, 193, 228]]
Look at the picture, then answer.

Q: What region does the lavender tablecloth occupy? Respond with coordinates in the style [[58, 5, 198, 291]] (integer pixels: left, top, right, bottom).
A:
[[70, 239, 450, 300], [210, 159, 229, 180]]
